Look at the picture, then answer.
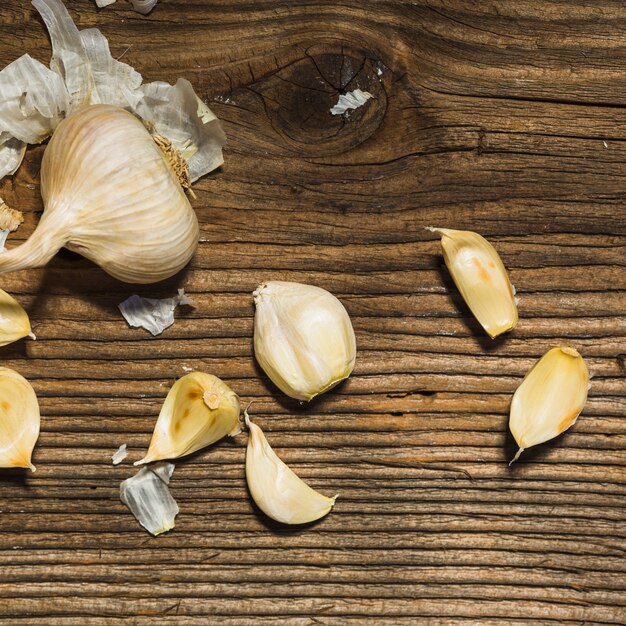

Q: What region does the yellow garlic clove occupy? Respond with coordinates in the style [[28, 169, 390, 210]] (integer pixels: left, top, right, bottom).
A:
[[253, 281, 356, 401], [0, 289, 35, 347], [0, 367, 40, 471], [429, 227, 518, 339], [245, 412, 337, 524], [509, 346, 589, 463], [136, 372, 240, 465]]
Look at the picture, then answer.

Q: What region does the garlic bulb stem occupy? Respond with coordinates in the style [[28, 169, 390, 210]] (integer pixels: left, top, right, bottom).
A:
[[0, 210, 66, 273]]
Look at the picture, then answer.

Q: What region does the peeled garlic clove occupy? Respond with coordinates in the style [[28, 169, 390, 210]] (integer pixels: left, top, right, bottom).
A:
[[253, 281, 356, 401], [120, 461, 178, 536], [429, 228, 518, 339], [0, 368, 40, 471], [245, 413, 337, 524], [0, 289, 35, 346], [0, 104, 199, 284], [136, 372, 240, 465], [510, 346, 589, 462]]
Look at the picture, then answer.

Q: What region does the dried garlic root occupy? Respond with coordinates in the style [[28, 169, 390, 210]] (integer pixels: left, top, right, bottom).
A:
[[245, 411, 337, 524], [253, 281, 356, 401], [428, 227, 518, 339], [0, 368, 40, 471], [135, 372, 240, 465], [509, 346, 589, 463]]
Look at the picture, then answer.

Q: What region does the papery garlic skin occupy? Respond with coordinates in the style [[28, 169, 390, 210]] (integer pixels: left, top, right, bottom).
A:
[[120, 461, 178, 536], [0, 368, 40, 471], [0, 289, 35, 346], [430, 228, 518, 339], [253, 281, 356, 401], [136, 372, 240, 465], [510, 346, 589, 462], [0, 105, 199, 283], [245, 413, 337, 524]]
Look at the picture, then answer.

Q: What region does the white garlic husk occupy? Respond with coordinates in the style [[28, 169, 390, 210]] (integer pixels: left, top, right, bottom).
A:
[[253, 281, 356, 401], [245, 412, 337, 524], [136, 372, 240, 465], [0, 289, 35, 346], [0, 367, 40, 471], [120, 461, 178, 536], [0, 104, 199, 283], [509, 346, 589, 463]]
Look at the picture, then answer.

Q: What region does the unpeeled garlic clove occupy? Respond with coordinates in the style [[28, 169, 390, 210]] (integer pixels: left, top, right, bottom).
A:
[[245, 412, 337, 524], [0, 367, 40, 471], [0, 289, 35, 346], [509, 346, 589, 463], [429, 227, 518, 339], [253, 281, 356, 401], [136, 372, 240, 465], [0, 104, 199, 284]]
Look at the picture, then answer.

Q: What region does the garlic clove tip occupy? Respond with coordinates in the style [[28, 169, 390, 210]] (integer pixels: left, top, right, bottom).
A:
[[509, 448, 524, 466]]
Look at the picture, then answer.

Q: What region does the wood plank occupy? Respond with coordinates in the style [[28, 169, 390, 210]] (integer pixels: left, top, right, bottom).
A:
[[0, 0, 624, 624]]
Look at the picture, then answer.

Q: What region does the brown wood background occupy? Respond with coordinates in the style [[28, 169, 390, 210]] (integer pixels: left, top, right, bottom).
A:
[[0, 0, 625, 623]]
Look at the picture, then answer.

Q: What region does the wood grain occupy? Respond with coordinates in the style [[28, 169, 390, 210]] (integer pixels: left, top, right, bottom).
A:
[[0, 0, 625, 624]]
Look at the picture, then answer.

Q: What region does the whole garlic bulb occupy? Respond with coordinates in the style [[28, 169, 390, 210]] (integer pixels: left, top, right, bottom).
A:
[[253, 281, 356, 401], [0, 104, 199, 283]]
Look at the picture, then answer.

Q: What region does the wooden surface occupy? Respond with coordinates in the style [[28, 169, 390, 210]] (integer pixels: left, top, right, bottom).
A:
[[0, 0, 625, 623]]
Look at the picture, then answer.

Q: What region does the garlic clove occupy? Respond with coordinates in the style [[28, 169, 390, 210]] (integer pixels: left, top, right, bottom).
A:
[[253, 281, 356, 401], [509, 346, 589, 462], [0, 368, 40, 471], [136, 372, 240, 465], [0, 289, 35, 347], [120, 461, 178, 536], [245, 412, 337, 525], [429, 227, 518, 339], [0, 104, 200, 283]]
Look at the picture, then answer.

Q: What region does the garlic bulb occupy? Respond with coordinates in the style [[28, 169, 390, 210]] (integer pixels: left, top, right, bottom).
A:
[[0, 289, 35, 346], [253, 281, 356, 401], [245, 412, 337, 524], [0, 104, 199, 283], [429, 227, 518, 339], [0, 368, 40, 471], [510, 346, 589, 463], [136, 372, 240, 465]]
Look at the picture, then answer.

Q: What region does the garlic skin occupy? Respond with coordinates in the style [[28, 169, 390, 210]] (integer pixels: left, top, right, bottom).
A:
[[0, 289, 35, 346], [510, 346, 589, 462], [0, 368, 40, 471], [0, 105, 199, 283], [253, 281, 356, 401], [245, 413, 337, 524], [120, 461, 178, 536], [136, 372, 240, 465], [429, 228, 518, 339]]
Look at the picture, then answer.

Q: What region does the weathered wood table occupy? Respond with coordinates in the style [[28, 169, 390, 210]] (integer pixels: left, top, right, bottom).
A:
[[0, 1, 624, 623]]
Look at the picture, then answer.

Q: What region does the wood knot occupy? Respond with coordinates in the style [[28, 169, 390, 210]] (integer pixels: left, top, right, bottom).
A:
[[249, 45, 387, 156]]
